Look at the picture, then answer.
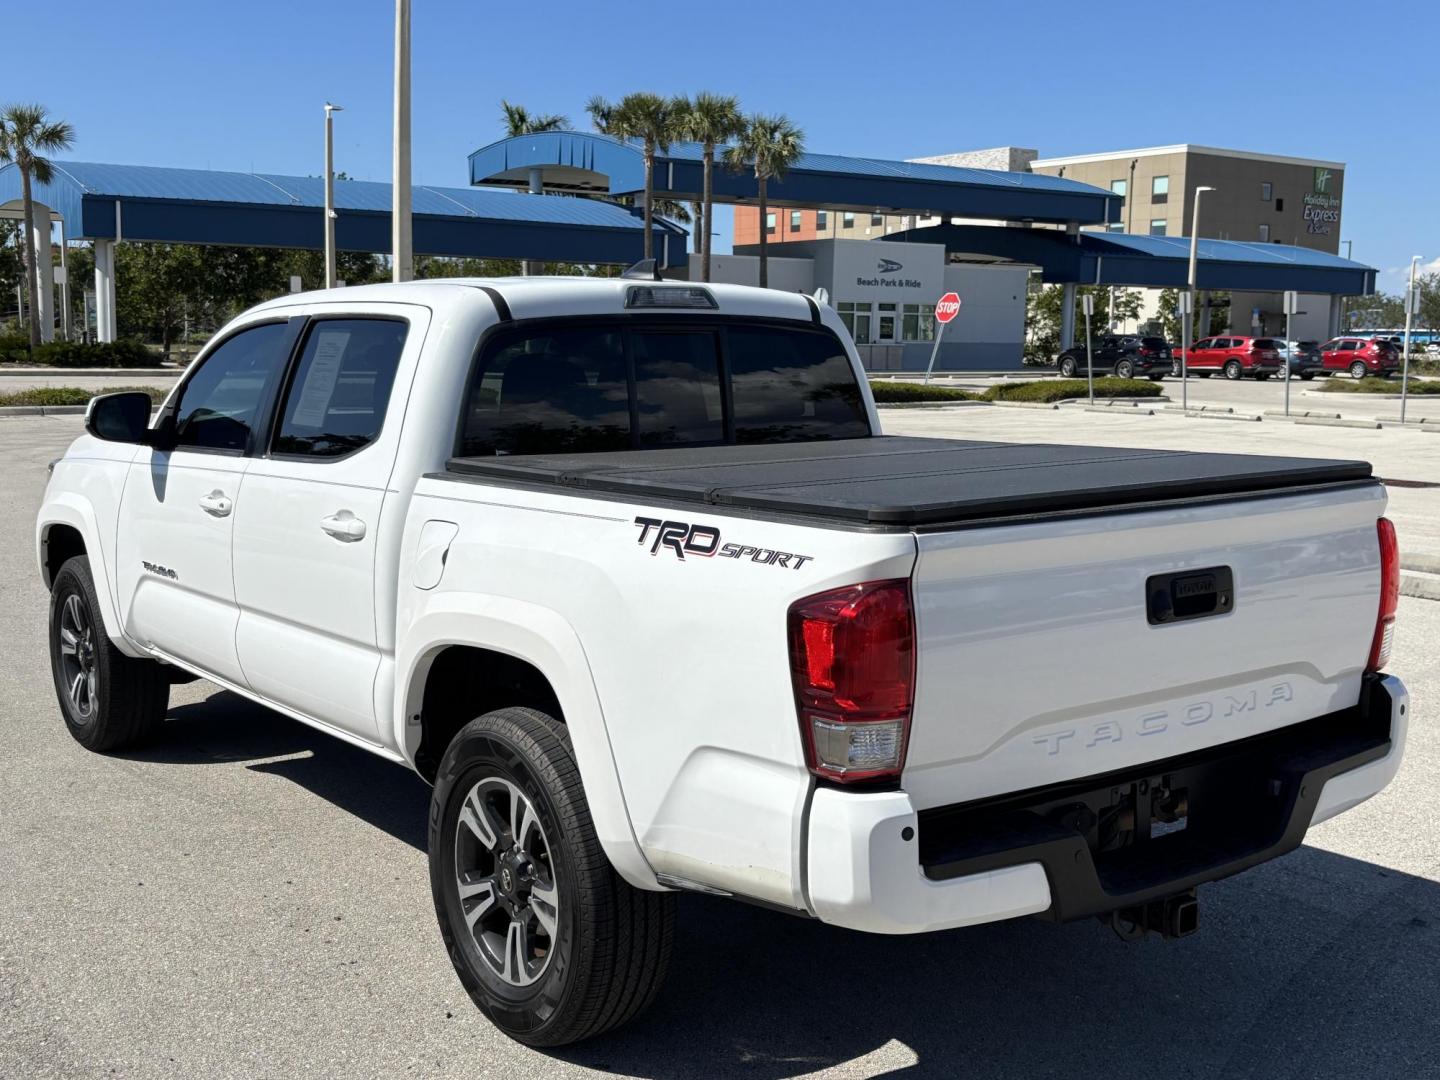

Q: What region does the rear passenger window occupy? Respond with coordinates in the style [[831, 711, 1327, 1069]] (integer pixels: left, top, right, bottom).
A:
[[633, 330, 724, 446], [272, 319, 408, 458], [728, 327, 868, 443]]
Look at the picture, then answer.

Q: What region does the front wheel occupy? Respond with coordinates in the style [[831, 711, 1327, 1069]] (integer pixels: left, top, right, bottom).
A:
[[430, 707, 674, 1046], [48, 555, 169, 751], [1224, 360, 1243, 380], [1350, 361, 1368, 379], [1114, 359, 1134, 379], [1059, 356, 1077, 378]]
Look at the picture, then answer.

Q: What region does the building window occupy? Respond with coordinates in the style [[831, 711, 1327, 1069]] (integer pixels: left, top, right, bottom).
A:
[[1149, 218, 1167, 236], [816, 210, 828, 230], [1110, 179, 1127, 201], [1151, 175, 1169, 203], [1261, 182, 1273, 201], [789, 210, 802, 233], [1106, 223, 1125, 233], [1275, 198, 1284, 212], [842, 212, 854, 228], [764, 212, 776, 236], [1259, 224, 1270, 242], [901, 303, 937, 342], [870, 213, 883, 227]]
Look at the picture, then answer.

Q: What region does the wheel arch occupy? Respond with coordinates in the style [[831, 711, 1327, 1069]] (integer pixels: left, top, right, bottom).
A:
[[37, 498, 138, 653], [396, 598, 660, 890]]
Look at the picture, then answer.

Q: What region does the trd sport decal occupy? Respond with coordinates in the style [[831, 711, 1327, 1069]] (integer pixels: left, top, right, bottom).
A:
[[633, 517, 814, 569]]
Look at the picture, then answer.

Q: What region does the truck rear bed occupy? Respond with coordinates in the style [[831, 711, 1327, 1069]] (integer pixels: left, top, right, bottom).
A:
[[446, 436, 1373, 527]]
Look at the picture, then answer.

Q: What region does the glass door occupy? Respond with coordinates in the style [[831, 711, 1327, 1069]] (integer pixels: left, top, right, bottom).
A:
[[876, 302, 897, 343]]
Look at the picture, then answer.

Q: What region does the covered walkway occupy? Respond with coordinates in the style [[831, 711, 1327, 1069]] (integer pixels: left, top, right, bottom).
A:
[[0, 160, 686, 342]]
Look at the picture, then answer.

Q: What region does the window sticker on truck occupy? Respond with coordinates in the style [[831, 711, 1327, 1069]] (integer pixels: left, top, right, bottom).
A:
[[633, 516, 814, 569]]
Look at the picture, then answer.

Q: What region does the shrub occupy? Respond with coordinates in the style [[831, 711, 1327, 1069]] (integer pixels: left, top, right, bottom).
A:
[[28, 339, 156, 369], [1317, 377, 1440, 395], [0, 333, 31, 364], [981, 377, 1163, 403], [0, 385, 169, 408], [869, 380, 981, 403]]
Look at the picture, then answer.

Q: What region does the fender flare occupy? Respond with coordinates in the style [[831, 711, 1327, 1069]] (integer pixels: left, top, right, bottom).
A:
[[37, 495, 145, 658], [395, 595, 661, 891]]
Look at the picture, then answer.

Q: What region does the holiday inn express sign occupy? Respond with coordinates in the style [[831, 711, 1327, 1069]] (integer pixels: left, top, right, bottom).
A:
[[1304, 166, 1340, 235]]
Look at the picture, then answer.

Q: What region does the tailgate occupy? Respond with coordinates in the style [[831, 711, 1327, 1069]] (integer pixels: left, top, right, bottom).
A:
[[903, 482, 1387, 810]]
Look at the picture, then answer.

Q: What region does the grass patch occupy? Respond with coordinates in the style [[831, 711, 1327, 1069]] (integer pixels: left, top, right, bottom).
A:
[[0, 386, 169, 408], [1317, 378, 1440, 395], [982, 377, 1163, 403], [869, 380, 982, 403]]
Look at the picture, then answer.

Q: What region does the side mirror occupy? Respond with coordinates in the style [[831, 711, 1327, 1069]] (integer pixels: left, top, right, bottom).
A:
[[85, 391, 156, 445]]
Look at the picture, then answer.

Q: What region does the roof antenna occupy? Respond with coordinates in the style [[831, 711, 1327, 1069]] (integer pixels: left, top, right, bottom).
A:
[[621, 258, 659, 281]]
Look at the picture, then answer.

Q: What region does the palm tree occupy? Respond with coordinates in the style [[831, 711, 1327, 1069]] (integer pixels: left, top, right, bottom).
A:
[[0, 104, 75, 349], [725, 114, 805, 289], [606, 93, 678, 263], [677, 93, 742, 282], [583, 95, 614, 135], [499, 100, 569, 137]]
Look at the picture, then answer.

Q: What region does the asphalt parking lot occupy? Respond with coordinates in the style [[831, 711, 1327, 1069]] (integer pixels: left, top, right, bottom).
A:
[[2, 414, 1437, 1080]]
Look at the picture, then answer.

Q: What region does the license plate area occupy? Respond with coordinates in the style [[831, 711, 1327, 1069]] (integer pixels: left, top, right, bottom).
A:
[[1147, 566, 1233, 625]]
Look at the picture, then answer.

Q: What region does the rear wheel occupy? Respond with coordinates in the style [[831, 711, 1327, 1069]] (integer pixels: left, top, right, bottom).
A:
[[1059, 356, 1077, 378], [1114, 359, 1133, 379], [430, 707, 674, 1046], [1350, 361, 1368, 379], [48, 555, 169, 752], [1224, 360, 1243, 381]]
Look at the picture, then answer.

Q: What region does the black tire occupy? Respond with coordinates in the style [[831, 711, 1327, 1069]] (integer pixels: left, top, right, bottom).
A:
[[1059, 356, 1077, 378], [1149, 374, 1166, 382], [48, 555, 169, 752], [1224, 360, 1243, 381], [1350, 361, 1368, 379], [1115, 359, 1133, 379], [429, 707, 674, 1047]]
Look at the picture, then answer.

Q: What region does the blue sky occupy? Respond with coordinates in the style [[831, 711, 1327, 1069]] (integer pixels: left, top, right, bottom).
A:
[[10, 0, 1435, 289]]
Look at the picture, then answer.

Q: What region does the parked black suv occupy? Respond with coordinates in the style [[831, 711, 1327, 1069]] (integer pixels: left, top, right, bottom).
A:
[[1056, 335, 1171, 381]]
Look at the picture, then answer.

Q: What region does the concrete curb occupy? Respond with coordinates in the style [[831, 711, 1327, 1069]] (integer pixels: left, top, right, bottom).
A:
[[0, 405, 88, 417], [876, 400, 989, 409], [1163, 404, 1232, 413], [1057, 396, 1170, 407], [1263, 410, 1341, 419], [1176, 410, 1262, 422], [0, 367, 179, 377], [1400, 571, 1440, 602], [1084, 405, 1155, 415], [1295, 416, 1381, 430], [1373, 416, 1437, 424], [988, 400, 1060, 410], [1404, 554, 1440, 575]]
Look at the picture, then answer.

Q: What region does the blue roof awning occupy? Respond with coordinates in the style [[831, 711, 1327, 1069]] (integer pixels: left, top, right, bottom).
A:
[[0, 160, 687, 267], [469, 132, 1120, 226], [881, 223, 1376, 295]]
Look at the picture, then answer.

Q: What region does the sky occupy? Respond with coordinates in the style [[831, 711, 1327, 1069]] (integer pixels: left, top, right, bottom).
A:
[[8, 0, 1436, 290]]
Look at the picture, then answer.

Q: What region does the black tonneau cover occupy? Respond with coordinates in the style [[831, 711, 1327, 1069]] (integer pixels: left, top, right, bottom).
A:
[[445, 436, 1374, 527]]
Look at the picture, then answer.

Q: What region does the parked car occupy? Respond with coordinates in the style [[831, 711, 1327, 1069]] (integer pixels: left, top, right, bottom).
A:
[[1170, 336, 1285, 380], [38, 277, 1409, 1046], [1056, 334, 1171, 380], [1321, 337, 1401, 378], [1277, 340, 1324, 381]]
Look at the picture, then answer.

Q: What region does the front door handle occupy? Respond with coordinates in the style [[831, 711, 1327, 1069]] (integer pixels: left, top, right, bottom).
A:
[[321, 510, 366, 543], [199, 490, 232, 517]]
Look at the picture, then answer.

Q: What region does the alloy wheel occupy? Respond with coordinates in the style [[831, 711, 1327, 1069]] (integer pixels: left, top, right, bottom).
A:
[[57, 592, 98, 723], [453, 776, 559, 988]]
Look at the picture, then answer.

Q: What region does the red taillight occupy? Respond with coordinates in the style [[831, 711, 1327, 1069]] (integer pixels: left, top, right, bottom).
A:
[[787, 579, 915, 783], [1368, 518, 1400, 672]]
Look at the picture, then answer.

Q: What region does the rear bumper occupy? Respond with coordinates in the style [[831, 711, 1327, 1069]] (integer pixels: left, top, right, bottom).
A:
[[804, 675, 1407, 934]]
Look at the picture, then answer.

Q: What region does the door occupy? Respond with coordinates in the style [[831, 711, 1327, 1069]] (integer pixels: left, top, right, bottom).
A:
[[1187, 338, 1216, 371], [115, 320, 298, 684], [232, 312, 421, 741], [876, 303, 898, 344]]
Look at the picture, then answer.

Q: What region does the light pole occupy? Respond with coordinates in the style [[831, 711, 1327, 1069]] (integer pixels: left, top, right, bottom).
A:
[[1401, 254, 1422, 425], [1181, 186, 1215, 411], [391, 0, 413, 282], [324, 102, 344, 289]]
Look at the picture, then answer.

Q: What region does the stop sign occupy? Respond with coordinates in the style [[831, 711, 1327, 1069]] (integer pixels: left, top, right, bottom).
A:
[[935, 292, 962, 324]]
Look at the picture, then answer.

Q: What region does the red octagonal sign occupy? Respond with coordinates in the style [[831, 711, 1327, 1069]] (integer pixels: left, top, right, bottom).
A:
[[935, 292, 962, 324]]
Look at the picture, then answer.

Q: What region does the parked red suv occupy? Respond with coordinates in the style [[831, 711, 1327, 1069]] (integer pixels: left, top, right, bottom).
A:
[[1320, 337, 1401, 378], [1171, 336, 1284, 380]]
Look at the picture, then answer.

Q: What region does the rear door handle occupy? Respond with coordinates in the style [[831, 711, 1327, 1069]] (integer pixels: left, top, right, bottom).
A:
[[321, 510, 366, 543], [199, 490, 232, 517]]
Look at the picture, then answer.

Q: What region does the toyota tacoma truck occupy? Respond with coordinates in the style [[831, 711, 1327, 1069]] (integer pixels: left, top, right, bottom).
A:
[[37, 277, 1409, 1047]]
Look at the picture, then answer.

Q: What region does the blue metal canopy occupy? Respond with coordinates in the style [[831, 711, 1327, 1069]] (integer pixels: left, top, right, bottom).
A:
[[469, 132, 1120, 226], [0, 160, 687, 266], [882, 223, 1377, 295]]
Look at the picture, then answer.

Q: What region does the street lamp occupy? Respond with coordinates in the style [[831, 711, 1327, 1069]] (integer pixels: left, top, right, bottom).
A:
[[1180, 186, 1215, 411], [1401, 253, 1423, 424], [324, 102, 344, 289], [391, 0, 413, 282]]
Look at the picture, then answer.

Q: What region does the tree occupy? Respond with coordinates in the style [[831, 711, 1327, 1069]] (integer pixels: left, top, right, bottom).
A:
[[724, 114, 805, 288], [1024, 284, 1146, 364], [604, 93, 678, 263], [0, 103, 75, 350], [676, 93, 743, 283], [499, 100, 569, 138], [584, 95, 614, 135]]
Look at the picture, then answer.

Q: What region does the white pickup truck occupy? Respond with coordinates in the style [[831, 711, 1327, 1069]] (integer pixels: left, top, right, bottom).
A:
[[38, 277, 1408, 1046]]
